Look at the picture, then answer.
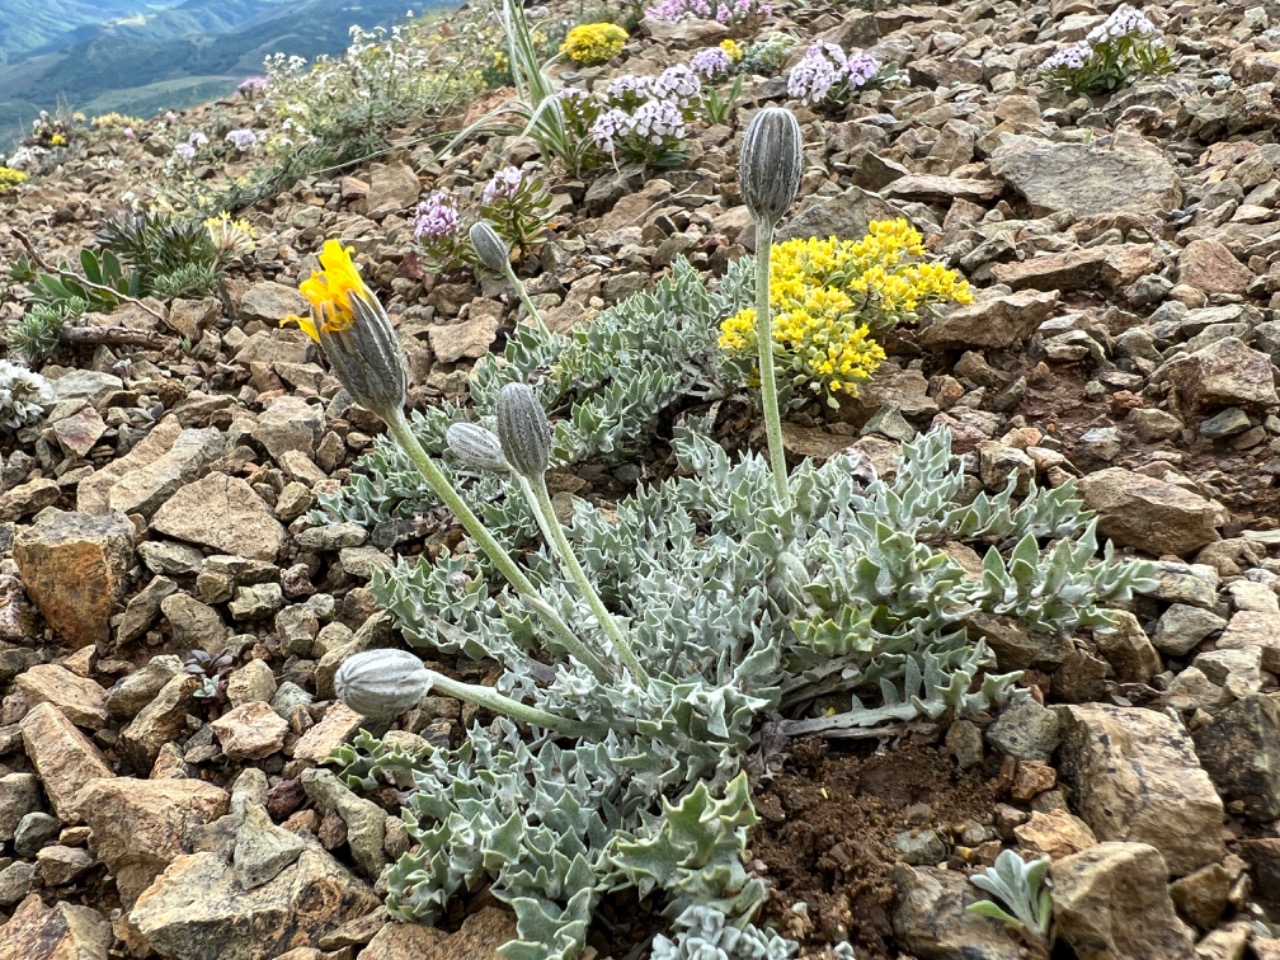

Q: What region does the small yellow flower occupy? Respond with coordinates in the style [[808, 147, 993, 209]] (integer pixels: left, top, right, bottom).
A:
[[561, 22, 628, 65], [720, 38, 744, 62], [0, 166, 28, 191], [49, 134, 66, 146], [285, 240, 367, 341]]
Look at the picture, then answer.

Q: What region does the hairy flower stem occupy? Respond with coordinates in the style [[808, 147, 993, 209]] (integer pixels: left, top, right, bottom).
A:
[[504, 261, 552, 339], [520, 472, 650, 686], [385, 409, 613, 681], [425, 668, 604, 737], [753, 219, 790, 507]]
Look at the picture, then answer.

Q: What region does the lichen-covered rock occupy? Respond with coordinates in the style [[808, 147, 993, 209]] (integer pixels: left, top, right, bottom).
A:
[[1078, 468, 1220, 557], [1051, 843, 1195, 960], [1192, 694, 1280, 822], [1056, 704, 1224, 875], [892, 863, 1028, 960], [19, 703, 114, 822], [129, 848, 379, 960]]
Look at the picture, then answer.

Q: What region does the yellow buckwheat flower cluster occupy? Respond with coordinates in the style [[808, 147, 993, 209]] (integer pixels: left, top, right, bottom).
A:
[[720, 39, 744, 62], [0, 166, 27, 192], [720, 220, 973, 401], [561, 23, 628, 65], [91, 113, 144, 130]]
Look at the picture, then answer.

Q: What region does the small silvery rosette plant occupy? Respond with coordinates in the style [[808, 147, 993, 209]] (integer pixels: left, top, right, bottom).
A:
[[299, 109, 1155, 960], [1039, 3, 1172, 98], [787, 42, 895, 109]]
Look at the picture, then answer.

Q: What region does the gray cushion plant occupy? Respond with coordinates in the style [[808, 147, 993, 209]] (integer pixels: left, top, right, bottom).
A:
[[302, 108, 1154, 960]]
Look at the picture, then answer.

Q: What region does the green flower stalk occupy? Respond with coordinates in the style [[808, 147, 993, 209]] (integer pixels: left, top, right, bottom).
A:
[[738, 107, 803, 507], [496, 383, 650, 686], [288, 240, 612, 683], [470, 221, 552, 338]]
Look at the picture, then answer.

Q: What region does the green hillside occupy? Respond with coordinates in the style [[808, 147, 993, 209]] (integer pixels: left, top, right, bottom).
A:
[[0, 0, 455, 148]]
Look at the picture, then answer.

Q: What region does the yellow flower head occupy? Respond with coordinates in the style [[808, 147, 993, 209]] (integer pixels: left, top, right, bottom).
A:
[[561, 23, 628, 65], [721, 38, 744, 62], [286, 240, 367, 341]]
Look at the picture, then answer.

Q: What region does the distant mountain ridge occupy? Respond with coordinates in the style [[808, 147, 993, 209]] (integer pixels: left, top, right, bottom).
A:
[[0, 0, 453, 149]]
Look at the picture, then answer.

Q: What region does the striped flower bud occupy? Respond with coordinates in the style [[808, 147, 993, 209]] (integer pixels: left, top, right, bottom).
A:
[[446, 422, 509, 472], [495, 382, 551, 479], [283, 240, 409, 422], [738, 107, 803, 227], [469, 221, 511, 274], [334, 649, 432, 717]]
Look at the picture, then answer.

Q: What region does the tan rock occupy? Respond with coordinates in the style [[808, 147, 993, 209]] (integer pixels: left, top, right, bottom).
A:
[[0, 894, 112, 960], [427, 314, 501, 364], [362, 907, 518, 959], [77, 416, 183, 514], [1078, 468, 1220, 557], [885, 174, 1003, 203], [151, 472, 285, 561], [920, 289, 1059, 350], [211, 701, 288, 760], [1215, 610, 1280, 671], [77, 777, 229, 907], [1057, 704, 1224, 875], [1165, 337, 1280, 413], [291, 703, 364, 763], [1014, 809, 1097, 860], [1051, 843, 1195, 960], [13, 509, 136, 649], [362, 162, 421, 219], [19, 703, 114, 822], [120, 673, 200, 771], [129, 849, 379, 960], [15, 664, 108, 728], [1178, 239, 1254, 295]]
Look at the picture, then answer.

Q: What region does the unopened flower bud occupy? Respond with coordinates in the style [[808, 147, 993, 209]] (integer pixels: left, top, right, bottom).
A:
[[334, 649, 432, 717], [495, 383, 551, 479], [469, 221, 511, 274], [738, 107, 802, 227], [446, 422, 509, 472]]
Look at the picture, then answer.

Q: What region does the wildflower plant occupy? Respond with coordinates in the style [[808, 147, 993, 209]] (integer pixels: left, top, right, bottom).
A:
[[645, 0, 772, 26], [0, 167, 27, 192], [560, 22, 628, 64], [413, 190, 475, 274], [787, 42, 894, 108], [478, 165, 554, 256], [302, 106, 1154, 960], [0, 360, 53, 430], [968, 850, 1053, 943], [721, 221, 972, 404], [741, 34, 796, 77], [1039, 4, 1172, 97]]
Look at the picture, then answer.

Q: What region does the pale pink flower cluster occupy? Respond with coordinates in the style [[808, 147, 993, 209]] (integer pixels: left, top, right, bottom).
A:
[[482, 166, 525, 204], [787, 42, 881, 106], [413, 191, 461, 240], [645, 0, 769, 24]]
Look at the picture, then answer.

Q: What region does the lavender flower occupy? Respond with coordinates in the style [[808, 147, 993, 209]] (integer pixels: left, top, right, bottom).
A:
[[164, 111, 179, 125], [644, 0, 765, 24], [606, 74, 656, 102], [654, 64, 702, 106], [482, 166, 525, 204], [787, 42, 880, 106], [413, 191, 462, 240], [690, 47, 732, 79], [189, 131, 209, 148], [174, 142, 197, 161], [631, 99, 686, 145], [225, 128, 258, 151], [591, 108, 633, 153], [1086, 4, 1156, 43], [1041, 41, 1090, 71]]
